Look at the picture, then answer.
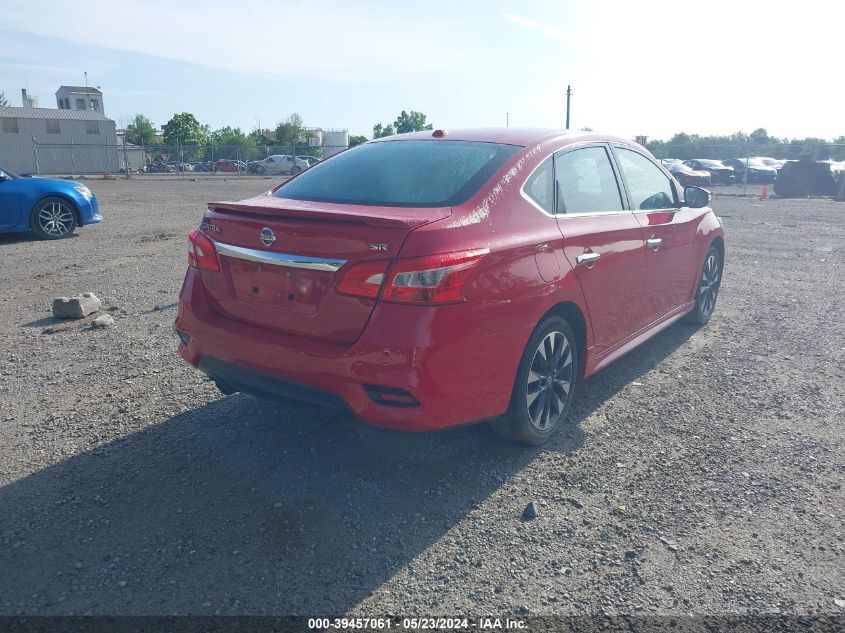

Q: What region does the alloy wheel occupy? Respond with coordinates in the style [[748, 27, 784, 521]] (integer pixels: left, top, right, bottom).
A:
[[526, 331, 573, 431], [38, 202, 74, 237], [698, 252, 721, 317]]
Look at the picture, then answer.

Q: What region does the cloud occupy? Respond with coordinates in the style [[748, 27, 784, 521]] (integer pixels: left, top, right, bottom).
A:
[[503, 13, 570, 41]]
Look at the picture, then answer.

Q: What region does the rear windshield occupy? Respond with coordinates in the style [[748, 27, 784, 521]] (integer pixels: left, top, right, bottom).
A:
[[273, 140, 521, 207]]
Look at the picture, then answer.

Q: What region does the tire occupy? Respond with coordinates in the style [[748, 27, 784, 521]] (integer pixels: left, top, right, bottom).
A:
[[490, 316, 578, 445], [256, 165, 265, 174], [686, 244, 723, 325], [31, 197, 78, 239], [291, 166, 302, 175]]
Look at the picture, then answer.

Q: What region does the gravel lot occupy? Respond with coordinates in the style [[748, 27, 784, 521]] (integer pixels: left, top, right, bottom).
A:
[[0, 178, 843, 618]]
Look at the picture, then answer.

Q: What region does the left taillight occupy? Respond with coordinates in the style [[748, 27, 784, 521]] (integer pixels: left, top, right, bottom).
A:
[[187, 228, 220, 272]]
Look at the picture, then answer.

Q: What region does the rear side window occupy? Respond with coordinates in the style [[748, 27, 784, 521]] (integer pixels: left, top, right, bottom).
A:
[[523, 157, 554, 213], [555, 146, 624, 214], [274, 140, 520, 207], [615, 148, 676, 210]]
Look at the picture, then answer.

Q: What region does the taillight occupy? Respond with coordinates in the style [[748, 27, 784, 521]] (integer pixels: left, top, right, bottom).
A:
[[187, 228, 220, 272], [382, 248, 489, 305], [336, 260, 389, 298]]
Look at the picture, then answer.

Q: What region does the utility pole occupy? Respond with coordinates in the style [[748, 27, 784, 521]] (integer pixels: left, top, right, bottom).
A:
[[506, 112, 509, 127], [565, 85, 572, 130]]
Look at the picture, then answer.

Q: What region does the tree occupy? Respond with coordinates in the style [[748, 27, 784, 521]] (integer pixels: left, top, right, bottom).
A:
[[349, 134, 368, 147], [162, 113, 207, 147], [162, 113, 208, 160], [372, 123, 396, 138], [393, 110, 432, 134], [211, 126, 257, 160], [0, 92, 8, 107], [125, 114, 158, 146], [274, 113, 307, 147]]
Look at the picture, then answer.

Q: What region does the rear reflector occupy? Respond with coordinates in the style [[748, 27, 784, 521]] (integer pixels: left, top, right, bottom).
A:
[[382, 248, 489, 305], [364, 385, 420, 407], [188, 228, 220, 272]]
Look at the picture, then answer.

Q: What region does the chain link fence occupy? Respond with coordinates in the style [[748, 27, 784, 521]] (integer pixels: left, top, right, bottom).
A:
[[30, 142, 350, 177]]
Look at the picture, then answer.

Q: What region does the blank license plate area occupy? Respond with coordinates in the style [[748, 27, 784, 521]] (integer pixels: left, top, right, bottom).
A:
[[226, 258, 330, 315]]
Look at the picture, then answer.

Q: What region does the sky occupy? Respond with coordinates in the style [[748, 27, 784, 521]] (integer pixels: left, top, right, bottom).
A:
[[1, 0, 842, 141]]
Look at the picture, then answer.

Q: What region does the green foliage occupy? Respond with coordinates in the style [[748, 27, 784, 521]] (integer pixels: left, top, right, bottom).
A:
[[274, 113, 307, 147], [372, 123, 395, 138], [125, 114, 158, 146], [394, 110, 433, 134], [349, 134, 368, 147], [162, 113, 207, 159], [372, 110, 432, 138], [211, 126, 258, 160], [0, 92, 8, 107], [646, 128, 845, 161], [249, 128, 272, 145]]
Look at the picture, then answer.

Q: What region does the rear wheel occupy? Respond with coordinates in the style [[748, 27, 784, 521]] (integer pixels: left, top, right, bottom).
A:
[[291, 166, 302, 175], [686, 245, 722, 325], [31, 197, 77, 239], [491, 316, 578, 445]]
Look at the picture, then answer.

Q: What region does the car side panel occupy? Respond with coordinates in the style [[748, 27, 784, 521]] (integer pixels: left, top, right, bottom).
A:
[[0, 179, 22, 229]]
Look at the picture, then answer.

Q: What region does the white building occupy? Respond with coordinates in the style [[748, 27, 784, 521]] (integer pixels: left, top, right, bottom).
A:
[[56, 85, 104, 115], [0, 106, 118, 174]]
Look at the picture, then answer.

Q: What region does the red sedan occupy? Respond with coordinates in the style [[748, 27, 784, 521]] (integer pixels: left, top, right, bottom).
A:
[[176, 129, 724, 445]]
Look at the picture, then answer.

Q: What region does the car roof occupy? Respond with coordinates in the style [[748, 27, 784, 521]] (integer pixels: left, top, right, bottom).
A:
[[368, 127, 638, 149]]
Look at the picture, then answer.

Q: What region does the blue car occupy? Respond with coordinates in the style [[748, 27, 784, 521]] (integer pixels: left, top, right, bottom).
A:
[[0, 166, 102, 239]]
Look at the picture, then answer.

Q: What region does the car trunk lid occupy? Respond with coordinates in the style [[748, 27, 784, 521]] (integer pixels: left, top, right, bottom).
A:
[[199, 195, 451, 343]]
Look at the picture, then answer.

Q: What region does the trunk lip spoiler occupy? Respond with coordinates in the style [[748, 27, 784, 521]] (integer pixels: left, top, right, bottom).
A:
[[214, 240, 347, 272]]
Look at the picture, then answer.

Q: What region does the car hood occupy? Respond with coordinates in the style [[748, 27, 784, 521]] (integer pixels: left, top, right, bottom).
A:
[[15, 176, 88, 193]]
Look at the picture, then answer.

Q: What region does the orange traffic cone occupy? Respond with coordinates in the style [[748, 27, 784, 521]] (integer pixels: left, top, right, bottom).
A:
[[759, 185, 768, 200]]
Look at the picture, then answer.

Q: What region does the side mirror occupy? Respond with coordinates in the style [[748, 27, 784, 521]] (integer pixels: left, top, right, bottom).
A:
[[684, 186, 711, 208]]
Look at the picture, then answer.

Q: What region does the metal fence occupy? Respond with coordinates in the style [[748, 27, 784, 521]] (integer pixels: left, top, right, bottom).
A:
[[29, 142, 350, 177]]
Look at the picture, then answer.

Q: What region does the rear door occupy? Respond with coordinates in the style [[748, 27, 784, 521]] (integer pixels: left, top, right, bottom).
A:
[[612, 145, 700, 321], [554, 145, 649, 352]]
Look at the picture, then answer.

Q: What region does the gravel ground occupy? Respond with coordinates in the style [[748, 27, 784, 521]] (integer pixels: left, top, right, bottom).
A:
[[0, 178, 843, 617]]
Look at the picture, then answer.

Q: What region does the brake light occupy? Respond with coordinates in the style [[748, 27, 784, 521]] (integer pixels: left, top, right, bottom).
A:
[[336, 260, 390, 298], [382, 249, 489, 305], [187, 228, 220, 272]]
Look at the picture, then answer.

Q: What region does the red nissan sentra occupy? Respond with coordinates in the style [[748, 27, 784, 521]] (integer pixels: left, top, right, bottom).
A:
[[176, 128, 724, 445]]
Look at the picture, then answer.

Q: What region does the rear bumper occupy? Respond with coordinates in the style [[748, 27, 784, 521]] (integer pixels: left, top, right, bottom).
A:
[[175, 268, 522, 431]]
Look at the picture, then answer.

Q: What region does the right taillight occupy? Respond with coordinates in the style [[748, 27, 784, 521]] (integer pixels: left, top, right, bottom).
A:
[[382, 248, 489, 305], [187, 228, 220, 272]]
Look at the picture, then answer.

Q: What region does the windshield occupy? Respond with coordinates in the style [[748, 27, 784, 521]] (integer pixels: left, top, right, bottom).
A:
[[698, 160, 726, 168], [274, 140, 521, 207]]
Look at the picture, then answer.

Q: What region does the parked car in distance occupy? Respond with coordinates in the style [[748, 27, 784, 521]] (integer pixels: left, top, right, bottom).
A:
[[750, 156, 785, 169], [0, 166, 102, 239], [145, 161, 175, 173], [661, 159, 712, 186], [213, 160, 247, 173], [683, 159, 736, 185], [176, 129, 725, 445], [296, 155, 321, 167], [721, 158, 777, 183], [192, 161, 214, 173], [247, 155, 310, 175]]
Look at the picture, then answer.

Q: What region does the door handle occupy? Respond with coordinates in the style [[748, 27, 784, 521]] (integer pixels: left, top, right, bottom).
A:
[[575, 252, 601, 266], [646, 237, 663, 251]]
